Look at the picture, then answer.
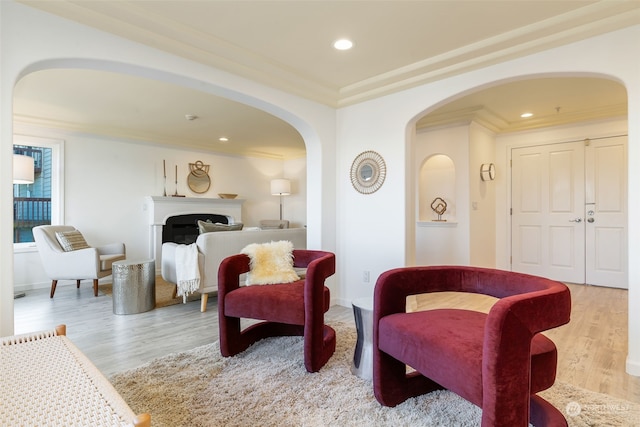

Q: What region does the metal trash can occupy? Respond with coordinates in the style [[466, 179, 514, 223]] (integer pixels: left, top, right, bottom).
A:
[[351, 296, 374, 380], [112, 259, 155, 315]]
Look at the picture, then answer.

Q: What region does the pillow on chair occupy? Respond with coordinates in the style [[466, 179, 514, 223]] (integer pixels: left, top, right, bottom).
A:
[[197, 220, 244, 234], [55, 230, 90, 252], [241, 240, 300, 285]]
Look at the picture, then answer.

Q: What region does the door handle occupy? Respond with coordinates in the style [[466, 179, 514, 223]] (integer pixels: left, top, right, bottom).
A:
[[587, 218, 595, 223], [569, 218, 582, 223]]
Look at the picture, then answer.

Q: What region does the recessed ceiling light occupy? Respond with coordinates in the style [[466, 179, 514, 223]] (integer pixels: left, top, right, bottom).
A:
[[185, 114, 198, 121], [333, 39, 353, 50], [218, 137, 229, 143], [520, 112, 533, 118]]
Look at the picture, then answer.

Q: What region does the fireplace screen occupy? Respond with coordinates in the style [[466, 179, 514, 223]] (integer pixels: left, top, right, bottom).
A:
[[162, 213, 231, 245]]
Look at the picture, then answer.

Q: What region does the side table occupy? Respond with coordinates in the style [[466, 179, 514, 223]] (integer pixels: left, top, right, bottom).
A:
[[112, 259, 155, 315], [351, 296, 373, 380]]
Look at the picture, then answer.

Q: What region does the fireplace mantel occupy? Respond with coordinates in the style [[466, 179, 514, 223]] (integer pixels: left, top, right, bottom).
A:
[[145, 196, 244, 225], [145, 196, 244, 266]]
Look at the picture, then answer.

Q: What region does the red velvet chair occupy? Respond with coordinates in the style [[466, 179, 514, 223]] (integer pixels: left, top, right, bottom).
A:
[[218, 250, 336, 373], [373, 266, 571, 427]]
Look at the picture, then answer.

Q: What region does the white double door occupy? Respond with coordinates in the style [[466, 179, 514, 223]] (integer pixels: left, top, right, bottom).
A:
[[511, 136, 627, 288]]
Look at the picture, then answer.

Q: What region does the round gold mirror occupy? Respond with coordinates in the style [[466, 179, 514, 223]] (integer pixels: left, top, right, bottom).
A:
[[350, 150, 386, 194], [187, 160, 211, 194]]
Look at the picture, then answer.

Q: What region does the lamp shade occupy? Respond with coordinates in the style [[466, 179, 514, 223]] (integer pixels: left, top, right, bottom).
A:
[[13, 154, 34, 184], [270, 178, 291, 196]]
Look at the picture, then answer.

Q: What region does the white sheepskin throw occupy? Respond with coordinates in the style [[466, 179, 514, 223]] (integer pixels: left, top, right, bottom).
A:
[[241, 240, 300, 285]]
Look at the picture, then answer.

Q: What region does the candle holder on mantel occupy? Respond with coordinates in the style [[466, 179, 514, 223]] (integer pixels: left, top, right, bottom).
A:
[[172, 164, 185, 197], [162, 160, 167, 196], [431, 197, 447, 222]]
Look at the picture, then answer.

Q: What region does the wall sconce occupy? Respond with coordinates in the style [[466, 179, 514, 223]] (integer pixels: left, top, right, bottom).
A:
[[270, 178, 291, 220], [13, 154, 35, 184], [480, 163, 495, 181]]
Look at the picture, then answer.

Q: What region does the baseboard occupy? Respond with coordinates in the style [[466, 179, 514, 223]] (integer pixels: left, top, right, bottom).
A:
[[332, 297, 352, 309], [14, 277, 112, 293], [14, 282, 48, 292], [626, 356, 640, 377]]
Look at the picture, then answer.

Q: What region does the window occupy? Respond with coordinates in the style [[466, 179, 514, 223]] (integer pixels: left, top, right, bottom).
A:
[[13, 136, 63, 245]]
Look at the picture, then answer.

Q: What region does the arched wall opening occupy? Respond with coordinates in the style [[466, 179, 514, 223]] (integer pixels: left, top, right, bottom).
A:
[[12, 61, 318, 232], [406, 74, 628, 270], [16, 59, 319, 156], [9, 59, 325, 331]]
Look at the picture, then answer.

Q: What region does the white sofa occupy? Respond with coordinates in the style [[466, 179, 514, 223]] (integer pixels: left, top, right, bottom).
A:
[[161, 227, 307, 312]]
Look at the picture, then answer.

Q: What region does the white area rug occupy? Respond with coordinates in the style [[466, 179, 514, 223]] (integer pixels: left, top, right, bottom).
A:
[[110, 322, 640, 426]]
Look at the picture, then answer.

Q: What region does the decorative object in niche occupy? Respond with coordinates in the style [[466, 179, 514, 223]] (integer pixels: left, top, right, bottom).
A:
[[431, 197, 447, 221], [350, 150, 386, 194], [480, 163, 496, 181], [188, 160, 211, 194]]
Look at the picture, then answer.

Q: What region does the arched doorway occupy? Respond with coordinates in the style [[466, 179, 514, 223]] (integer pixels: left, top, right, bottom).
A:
[[412, 76, 628, 280], [10, 60, 323, 332]]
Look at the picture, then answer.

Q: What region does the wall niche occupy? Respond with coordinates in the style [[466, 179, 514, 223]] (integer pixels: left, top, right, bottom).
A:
[[419, 154, 455, 222]]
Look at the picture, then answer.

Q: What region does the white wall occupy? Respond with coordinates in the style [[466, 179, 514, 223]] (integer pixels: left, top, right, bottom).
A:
[[469, 123, 496, 268], [336, 98, 413, 303]]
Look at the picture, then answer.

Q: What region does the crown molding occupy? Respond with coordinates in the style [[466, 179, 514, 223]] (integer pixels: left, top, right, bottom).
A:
[[416, 103, 628, 134], [12, 115, 303, 160], [338, 6, 640, 106], [19, 1, 640, 107]]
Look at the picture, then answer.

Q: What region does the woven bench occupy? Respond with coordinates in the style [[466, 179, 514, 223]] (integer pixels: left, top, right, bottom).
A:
[[0, 325, 150, 427]]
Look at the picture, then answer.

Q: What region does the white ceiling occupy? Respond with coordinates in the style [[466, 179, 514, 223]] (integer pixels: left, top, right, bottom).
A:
[[417, 77, 627, 133], [14, 69, 309, 159], [13, 1, 637, 158]]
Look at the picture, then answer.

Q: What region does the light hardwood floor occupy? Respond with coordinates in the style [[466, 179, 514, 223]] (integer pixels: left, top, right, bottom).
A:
[[13, 283, 353, 377], [13, 281, 640, 403]]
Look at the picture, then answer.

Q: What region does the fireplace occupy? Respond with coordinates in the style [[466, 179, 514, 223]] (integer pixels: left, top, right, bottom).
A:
[[145, 196, 244, 268], [162, 213, 231, 245]]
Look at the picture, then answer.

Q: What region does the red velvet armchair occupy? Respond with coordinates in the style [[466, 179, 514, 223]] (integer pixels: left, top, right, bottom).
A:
[[373, 266, 571, 427], [217, 250, 336, 373]]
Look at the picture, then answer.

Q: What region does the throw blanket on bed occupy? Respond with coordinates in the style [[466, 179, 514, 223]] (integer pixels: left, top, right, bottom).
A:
[[175, 243, 200, 302]]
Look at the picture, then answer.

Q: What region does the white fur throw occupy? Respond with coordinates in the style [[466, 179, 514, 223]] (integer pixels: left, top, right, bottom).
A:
[[241, 240, 300, 285]]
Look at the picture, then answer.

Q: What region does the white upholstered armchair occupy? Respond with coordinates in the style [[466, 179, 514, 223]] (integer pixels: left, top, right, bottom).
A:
[[33, 225, 126, 298]]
